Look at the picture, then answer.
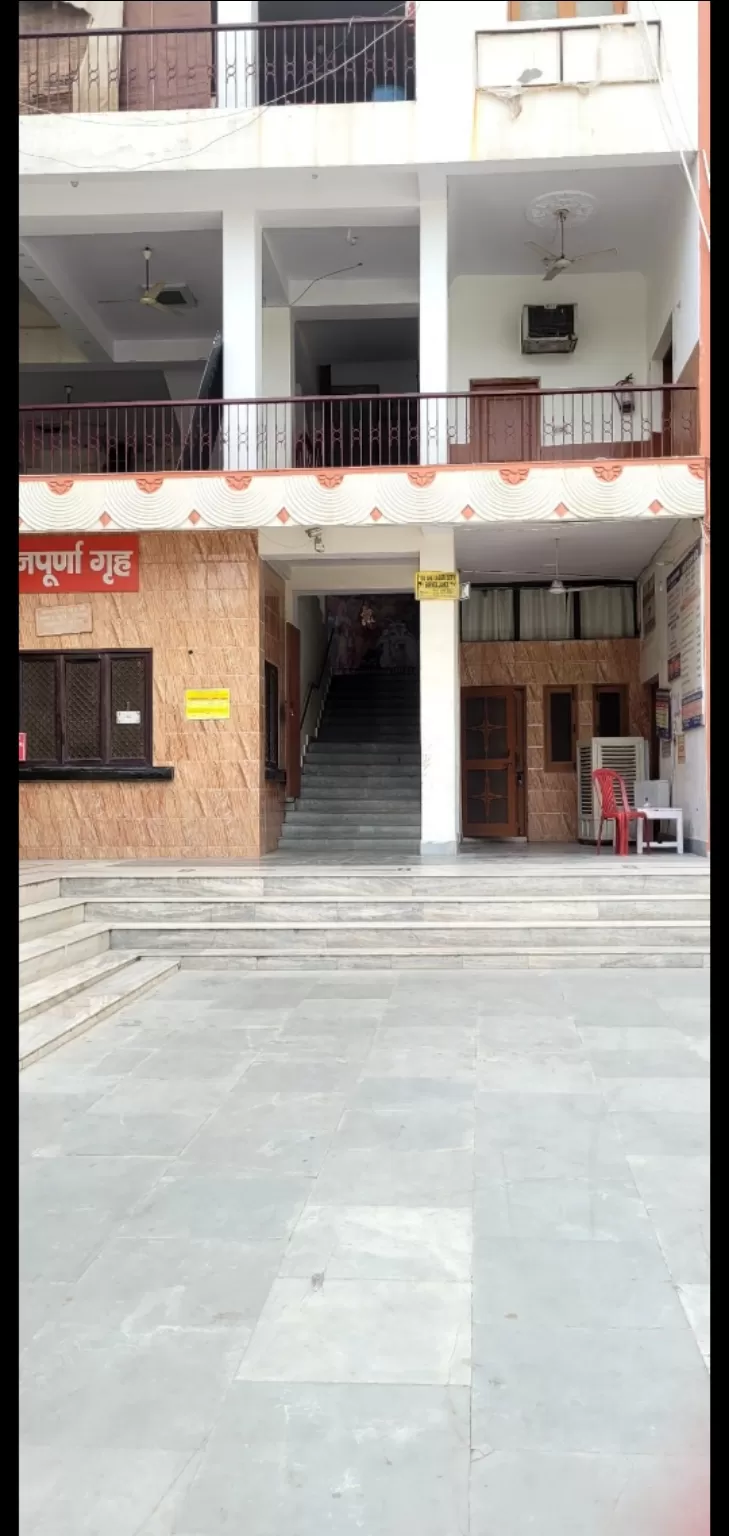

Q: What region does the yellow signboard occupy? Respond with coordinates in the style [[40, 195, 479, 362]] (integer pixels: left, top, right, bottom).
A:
[[415, 571, 460, 602], [185, 689, 230, 720]]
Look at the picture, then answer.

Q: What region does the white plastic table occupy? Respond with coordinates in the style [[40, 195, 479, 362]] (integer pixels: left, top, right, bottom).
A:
[[637, 806, 684, 855]]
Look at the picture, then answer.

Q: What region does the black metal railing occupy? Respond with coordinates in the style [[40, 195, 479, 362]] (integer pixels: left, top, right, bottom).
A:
[[18, 386, 698, 477], [18, 16, 416, 116]]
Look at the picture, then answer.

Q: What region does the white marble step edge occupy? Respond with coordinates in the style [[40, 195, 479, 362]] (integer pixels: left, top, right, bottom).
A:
[[18, 897, 87, 941], [19, 957, 180, 1070], [19, 877, 60, 907], [27, 862, 709, 883], [19, 922, 111, 985], [172, 948, 709, 971], [107, 918, 710, 932], [83, 892, 709, 908], [19, 950, 142, 1025]]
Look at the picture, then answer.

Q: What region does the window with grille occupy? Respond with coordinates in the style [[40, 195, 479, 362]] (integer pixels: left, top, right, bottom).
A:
[[544, 685, 577, 772], [19, 650, 152, 768], [265, 661, 279, 771]]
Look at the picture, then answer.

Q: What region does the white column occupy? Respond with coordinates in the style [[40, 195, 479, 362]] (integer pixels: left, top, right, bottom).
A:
[[263, 307, 293, 469], [419, 528, 461, 856], [222, 208, 262, 470], [419, 180, 450, 466], [217, 1, 258, 111]]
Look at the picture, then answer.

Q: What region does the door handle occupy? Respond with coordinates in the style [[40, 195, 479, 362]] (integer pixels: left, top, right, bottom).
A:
[[516, 770, 524, 787]]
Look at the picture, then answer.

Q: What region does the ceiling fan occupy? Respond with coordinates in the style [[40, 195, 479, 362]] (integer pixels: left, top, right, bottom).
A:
[[97, 247, 183, 316], [527, 209, 618, 282], [471, 541, 598, 595]]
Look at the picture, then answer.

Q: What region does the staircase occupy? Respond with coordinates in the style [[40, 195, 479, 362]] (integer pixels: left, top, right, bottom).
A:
[[18, 860, 710, 998], [19, 873, 179, 1068], [279, 671, 421, 855]]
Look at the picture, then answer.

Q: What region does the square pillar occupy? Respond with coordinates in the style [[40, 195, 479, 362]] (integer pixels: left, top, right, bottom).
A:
[[217, 2, 258, 111], [419, 182, 449, 466], [222, 208, 262, 470], [263, 307, 294, 469], [419, 528, 461, 856]]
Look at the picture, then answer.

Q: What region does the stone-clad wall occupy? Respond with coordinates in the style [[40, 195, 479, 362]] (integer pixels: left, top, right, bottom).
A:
[[19, 532, 279, 860], [461, 640, 649, 841]]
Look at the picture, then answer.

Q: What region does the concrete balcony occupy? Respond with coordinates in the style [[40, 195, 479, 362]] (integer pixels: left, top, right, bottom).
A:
[[18, 385, 705, 537]]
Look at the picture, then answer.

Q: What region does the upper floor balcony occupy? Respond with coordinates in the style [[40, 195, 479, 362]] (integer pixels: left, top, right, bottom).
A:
[[19, 5, 416, 117], [18, 3, 696, 176], [19, 384, 698, 478]]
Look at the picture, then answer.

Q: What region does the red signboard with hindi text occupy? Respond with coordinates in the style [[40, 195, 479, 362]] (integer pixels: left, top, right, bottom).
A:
[[19, 536, 139, 595]]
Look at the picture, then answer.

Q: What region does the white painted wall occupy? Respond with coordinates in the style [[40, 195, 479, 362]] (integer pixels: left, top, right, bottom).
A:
[[646, 173, 699, 376], [297, 593, 328, 751], [449, 271, 649, 446], [639, 517, 707, 852], [419, 527, 461, 854]]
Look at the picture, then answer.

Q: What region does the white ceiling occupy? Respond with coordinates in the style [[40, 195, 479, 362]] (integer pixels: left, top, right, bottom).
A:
[[26, 230, 222, 342], [267, 224, 420, 286], [19, 279, 57, 330], [448, 165, 685, 277], [455, 519, 678, 582]]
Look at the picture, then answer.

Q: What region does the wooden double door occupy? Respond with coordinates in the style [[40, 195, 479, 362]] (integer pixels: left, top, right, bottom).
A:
[[461, 687, 527, 839]]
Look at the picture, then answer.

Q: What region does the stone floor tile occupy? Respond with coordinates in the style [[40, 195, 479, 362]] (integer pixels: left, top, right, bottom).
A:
[[237, 1278, 471, 1385], [170, 1383, 470, 1536], [473, 1176, 654, 1243], [313, 1146, 474, 1207], [469, 1451, 710, 1536], [19, 1447, 194, 1536], [476, 1052, 598, 1095], [120, 1169, 311, 1244], [279, 1204, 472, 1282], [472, 1237, 686, 1329], [600, 1078, 710, 1115], [677, 1284, 710, 1364], [20, 1319, 246, 1452], [472, 1323, 710, 1453], [610, 1110, 710, 1158]]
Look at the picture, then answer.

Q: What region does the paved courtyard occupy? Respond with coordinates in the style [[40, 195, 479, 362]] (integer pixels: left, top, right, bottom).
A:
[[20, 968, 710, 1534]]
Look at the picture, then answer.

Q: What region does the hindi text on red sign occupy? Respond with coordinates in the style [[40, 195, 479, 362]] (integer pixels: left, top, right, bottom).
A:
[[19, 536, 139, 594]]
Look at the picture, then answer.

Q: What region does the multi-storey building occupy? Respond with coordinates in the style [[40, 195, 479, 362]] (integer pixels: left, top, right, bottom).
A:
[[19, 0, 710, 861]]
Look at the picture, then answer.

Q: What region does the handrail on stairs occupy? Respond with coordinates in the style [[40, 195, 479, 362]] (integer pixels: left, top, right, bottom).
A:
[[299, 626, 336, 735]]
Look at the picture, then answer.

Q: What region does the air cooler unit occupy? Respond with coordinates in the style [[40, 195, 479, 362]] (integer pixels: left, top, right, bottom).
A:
[[577, 737, 649, 844]]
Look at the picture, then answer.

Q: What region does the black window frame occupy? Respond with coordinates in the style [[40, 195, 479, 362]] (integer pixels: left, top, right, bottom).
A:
[[544, 684, 578, 773], [264, 660, 280, 773], [19, 648, 153, 770]]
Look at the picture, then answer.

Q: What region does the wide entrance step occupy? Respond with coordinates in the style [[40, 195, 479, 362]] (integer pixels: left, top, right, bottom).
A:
[[18, 874, 179, 1068], [39, 861, 710, 972]]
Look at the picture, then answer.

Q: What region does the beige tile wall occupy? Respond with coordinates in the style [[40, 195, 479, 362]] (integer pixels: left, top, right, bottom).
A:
[[19, 532, 273, 860], [460, 640, 650, 841]]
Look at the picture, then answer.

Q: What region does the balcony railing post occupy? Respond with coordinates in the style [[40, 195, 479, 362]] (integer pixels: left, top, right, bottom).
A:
[[217, 9, 258, 109]]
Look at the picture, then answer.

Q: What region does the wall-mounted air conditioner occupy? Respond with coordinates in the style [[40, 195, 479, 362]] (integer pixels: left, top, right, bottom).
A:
[[522, 304, 577, 355], [577, 737, 649, 843]]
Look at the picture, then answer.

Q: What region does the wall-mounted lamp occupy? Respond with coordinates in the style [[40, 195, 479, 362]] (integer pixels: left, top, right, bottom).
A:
[[614, 373, 636, 415]]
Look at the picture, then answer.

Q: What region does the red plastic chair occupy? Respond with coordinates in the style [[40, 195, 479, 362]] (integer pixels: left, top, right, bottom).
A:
[[592, 768, 650, 855]]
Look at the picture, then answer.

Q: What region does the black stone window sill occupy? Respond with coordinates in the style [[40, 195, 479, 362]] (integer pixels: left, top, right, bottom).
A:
[[19, 765, 175, 783]]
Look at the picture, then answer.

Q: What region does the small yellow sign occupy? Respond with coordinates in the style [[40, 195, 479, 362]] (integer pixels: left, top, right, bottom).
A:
[[185, 689, 230, 720], [415, 571, 460, 602]]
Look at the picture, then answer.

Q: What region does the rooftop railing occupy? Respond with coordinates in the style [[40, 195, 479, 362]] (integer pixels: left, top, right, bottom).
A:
[[19, 16, 416, 115], [19, 386, 698, 478]]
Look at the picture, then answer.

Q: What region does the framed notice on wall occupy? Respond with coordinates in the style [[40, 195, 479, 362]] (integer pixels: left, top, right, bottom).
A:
[[666, 541, 704, 730]]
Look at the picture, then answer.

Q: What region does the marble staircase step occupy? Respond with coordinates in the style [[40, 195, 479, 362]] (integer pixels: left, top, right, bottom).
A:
[[172, 947, 709, 971], [19, 957, 179, 1069], [58, 868, 711, 899], [19, 949, 143, 1024], [19, 876, 60, 907], [19, 921, 111, 985], [82, 894, 710, 924], [109, 918, 710, 955], [19, 897, 87, 942]]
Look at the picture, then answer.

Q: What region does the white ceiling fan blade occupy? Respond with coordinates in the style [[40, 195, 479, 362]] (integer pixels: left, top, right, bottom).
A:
[[98, 296, 137, 305], [525, 240, 558, 261], [568, 248, 619, 265], [542, 265, 562, 282], [140, 282, 166, 305]]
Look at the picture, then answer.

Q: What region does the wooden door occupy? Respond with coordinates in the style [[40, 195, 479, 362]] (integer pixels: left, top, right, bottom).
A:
[[285, 623, 301, 801], [470, 379, 540, 464], [462, 687, 523, 838], [120, 2, 214, 111]]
